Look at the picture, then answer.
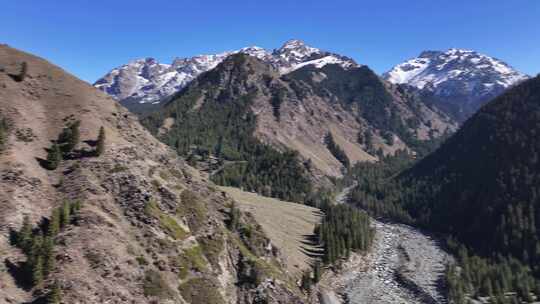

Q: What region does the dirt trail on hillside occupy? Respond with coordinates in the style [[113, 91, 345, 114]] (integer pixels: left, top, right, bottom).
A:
[[320, 186, 451, 304]]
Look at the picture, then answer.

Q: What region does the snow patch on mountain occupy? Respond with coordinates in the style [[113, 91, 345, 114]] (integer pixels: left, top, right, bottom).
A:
[[384, 48, 528, 92], [282, 55, 357, 74], [383, 48, 529, 120], [94, 40, 357, 106]]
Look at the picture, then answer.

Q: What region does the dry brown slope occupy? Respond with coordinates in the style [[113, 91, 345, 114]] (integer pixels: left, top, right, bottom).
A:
[[0, 45, 306, 304], [220, 186, 322, 277]]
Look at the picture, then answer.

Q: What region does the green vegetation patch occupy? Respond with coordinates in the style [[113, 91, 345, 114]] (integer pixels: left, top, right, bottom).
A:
[[174, 245, 207, 280], [178, 190, 207, 232], [144, 200, 188, 240]]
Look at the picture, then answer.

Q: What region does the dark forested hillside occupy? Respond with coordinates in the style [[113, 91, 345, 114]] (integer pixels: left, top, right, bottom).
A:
[[349, 76, 540, 302], [143, 54, 313, 203], [401, 75, 540, 263]]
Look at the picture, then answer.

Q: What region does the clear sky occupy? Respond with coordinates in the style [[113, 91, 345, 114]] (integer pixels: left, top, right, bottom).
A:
[[2, 0, 538, 83]]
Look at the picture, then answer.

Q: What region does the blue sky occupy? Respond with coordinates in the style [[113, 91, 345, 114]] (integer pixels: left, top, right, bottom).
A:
[[2, 0, 538, 83]]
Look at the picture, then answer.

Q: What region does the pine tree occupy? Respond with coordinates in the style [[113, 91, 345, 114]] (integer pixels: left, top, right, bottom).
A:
[[42, 236, 55, 277], [313, 261, 321, 283], [95, 126, 105, 156], [60, 201, 71, 228], [301, 271, 312, 291], [69, 121, 80, 152], [70, 200, 82, 224], [59, 120, 80, 153], [0, 119, 7, 152], [45, 143, 62, 170], [48, 281, 62, 304], [18, 215, 33, 253], [228, 202, 241, 231], [48, 208, 61, 236], [32, 255, 44, 286], [12, 61, 27, 82]]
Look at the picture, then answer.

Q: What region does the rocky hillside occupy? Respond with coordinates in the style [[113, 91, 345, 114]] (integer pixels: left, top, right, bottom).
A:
[[94, 40, 357, 112], [0, 45, 308, 304], [384, 48, 529, 121], [144, 53, 457, 184]]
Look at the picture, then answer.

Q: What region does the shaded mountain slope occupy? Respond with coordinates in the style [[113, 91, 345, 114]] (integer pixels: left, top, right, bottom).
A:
[[348, 76, 540, 303], [400, 75, 540, 264]]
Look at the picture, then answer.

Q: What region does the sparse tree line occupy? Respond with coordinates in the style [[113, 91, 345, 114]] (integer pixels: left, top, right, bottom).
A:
[[316, 203, 374, 265], [12, 200, 82, 303], [212, 147, 313, 203], [445, 239, 540, 304], [44, 120, 106, 170], [300, 194, 375, 291], [226, 201, 276, 287], [325, 132, 350, 169]]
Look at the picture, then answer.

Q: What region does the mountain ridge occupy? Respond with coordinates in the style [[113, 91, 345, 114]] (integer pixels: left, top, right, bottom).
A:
[[94, 39, 357, 111], [144, 53, 457, 187], [384, 48, 529, 121]]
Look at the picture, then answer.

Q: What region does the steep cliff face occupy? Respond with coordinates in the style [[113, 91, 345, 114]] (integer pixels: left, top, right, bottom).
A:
[[0, 45, 306, 304], [148, 54, 456, 180]]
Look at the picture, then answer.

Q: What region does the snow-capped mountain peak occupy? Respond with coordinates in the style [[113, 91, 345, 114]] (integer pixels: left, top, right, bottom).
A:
[[238, 46, 273, 60], [94, 40, 358, 108], [383, 48, 529, 120], [385, 48, 528, 90], [275, 39, 320, 60]]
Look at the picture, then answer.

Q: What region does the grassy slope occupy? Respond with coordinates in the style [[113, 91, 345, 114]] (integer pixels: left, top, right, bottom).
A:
[[220, 186, 322, 276]]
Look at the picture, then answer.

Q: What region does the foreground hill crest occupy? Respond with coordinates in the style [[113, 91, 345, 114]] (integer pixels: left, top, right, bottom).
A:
[[0, 45, 308, 304]]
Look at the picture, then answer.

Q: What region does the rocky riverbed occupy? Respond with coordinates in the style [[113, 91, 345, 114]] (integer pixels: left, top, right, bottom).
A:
[[320, 186, 452, 304]]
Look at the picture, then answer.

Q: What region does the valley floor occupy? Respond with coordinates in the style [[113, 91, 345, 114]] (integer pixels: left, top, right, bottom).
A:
[[320, 188, 452, 304]]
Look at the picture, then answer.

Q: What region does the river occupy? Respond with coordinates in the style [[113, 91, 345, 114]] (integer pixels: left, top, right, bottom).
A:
[[319, 185, 452, 304]]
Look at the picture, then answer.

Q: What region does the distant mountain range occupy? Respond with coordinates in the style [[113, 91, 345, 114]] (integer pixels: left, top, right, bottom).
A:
[[94, 40, 356, 111], [384, 48, 529, 121], [95, 41, 529, 121]]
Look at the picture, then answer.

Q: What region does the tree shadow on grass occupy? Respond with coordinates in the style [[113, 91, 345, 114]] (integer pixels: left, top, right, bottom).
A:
[[22, 296, 48, 304], [300, 246, 324, 259], [299, 232, 325, 259], [63, 148, 96, 160], [300, 233, 319, 246], [35, 157, 50, 170]]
